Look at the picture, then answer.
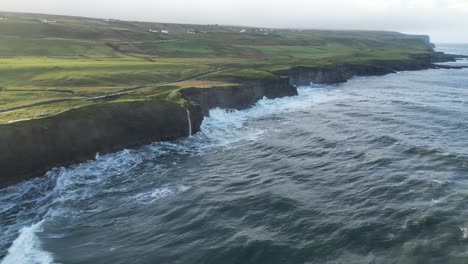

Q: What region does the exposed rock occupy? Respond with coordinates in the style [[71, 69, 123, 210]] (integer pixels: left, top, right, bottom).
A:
[[286, 54, 462, 86], [429, 52, 468, 62], [412, 34, 436, 49], [0, 100, 203, 187], [180, 77, 297, 116]]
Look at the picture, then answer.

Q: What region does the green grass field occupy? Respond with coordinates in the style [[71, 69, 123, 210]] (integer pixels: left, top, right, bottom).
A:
[[0, 11, 435, 123]]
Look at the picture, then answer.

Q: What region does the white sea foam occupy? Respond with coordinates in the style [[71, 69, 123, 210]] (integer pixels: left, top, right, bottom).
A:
[[1, 221, 54, 264], [197, 107, 265, 149], [1, 148, 150, 262], [460, 227, 468, 240], [245, 86, 343, 117], [133, 185, 189, 204], [2, 84, 343, 261], [195, 86, 343, 149]]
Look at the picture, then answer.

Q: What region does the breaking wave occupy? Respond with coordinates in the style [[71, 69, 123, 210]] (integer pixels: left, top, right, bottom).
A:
[[1, 85, 344, 263]]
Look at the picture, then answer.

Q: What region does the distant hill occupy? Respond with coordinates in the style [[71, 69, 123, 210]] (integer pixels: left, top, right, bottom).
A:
[[0, 11, 434, 58]]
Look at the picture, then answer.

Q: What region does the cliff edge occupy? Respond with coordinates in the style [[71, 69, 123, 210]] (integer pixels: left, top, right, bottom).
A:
[[0, 53, 465, 187]]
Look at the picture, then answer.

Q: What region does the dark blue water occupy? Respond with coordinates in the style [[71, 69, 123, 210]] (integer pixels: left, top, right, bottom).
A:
[[1, 44, 468, 264]]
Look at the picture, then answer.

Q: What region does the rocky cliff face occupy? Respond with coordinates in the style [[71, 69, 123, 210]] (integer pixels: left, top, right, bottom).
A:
[[412, 35, 436, 49], [180, 77, 297, 116], [287, 55, 459, 86], [1, 54, 463, 187], [0, 78, 296, 187], [0, 100, 203, 187]]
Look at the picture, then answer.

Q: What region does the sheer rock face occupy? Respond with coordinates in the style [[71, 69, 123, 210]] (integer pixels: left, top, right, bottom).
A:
[[0, 100, 203, 187], [180, 78, 297, 116], [287, 58, 434, 86]]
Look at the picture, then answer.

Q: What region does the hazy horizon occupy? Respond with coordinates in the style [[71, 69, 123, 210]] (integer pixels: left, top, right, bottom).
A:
[[1, 0, 468, 43]]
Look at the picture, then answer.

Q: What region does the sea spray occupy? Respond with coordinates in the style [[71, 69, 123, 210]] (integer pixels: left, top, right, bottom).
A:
[[1, 221, 54, 264]]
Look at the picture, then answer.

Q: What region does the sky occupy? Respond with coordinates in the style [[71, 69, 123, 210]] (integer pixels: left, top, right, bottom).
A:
[[1, 0, 467, 43]]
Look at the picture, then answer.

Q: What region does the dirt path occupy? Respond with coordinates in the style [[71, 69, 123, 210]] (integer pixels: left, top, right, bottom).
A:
[[85, 69, 228, 101], [0, 99, 77, 114], [0, 69, 230, 114]]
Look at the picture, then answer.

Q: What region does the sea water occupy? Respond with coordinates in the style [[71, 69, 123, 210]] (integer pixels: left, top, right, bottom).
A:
[[1, 44, 468, 264]]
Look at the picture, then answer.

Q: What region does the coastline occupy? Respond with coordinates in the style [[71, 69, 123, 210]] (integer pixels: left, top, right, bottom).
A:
[[0, 52, 466, 188]]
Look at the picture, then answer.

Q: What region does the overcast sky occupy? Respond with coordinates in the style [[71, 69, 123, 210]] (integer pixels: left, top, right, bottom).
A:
[[1, 0, 467, 43]]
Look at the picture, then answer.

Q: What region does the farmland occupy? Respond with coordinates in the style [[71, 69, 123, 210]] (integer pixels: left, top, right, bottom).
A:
[[0, 11, 435, 123]]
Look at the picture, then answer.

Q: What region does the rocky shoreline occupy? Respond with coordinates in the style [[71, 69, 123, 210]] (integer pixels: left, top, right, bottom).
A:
[[0, 53, 466, 187]]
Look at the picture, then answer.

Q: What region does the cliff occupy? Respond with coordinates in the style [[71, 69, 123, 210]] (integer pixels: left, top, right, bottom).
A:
[[0, 53, 465, 187], [0, 100, 202, 187], [180, 78, 297, 116], [0, 78, 294, 187], [412, 35, 436, 49], [287, 54, 463, 86]]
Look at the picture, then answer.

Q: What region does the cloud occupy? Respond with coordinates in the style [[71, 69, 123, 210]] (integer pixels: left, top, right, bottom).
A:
[[1, 0, 467, 42]]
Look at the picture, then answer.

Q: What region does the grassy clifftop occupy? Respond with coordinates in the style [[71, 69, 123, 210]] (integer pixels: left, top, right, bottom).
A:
[[0, 11, 435, 123]]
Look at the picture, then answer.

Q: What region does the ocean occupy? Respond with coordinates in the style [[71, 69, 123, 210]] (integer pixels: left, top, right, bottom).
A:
[[1, 44, 467, 264]]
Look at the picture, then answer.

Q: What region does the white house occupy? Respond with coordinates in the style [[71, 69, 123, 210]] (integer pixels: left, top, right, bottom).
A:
[[240, 29, 247, 33], [161, 30, 169, 34], [41, 19, 57, 24], [148, 29, 159, 33]]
